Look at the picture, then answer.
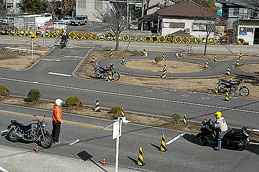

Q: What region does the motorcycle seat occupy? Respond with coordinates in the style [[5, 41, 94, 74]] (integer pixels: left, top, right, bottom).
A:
[[18, 123, 32, 131], [231, 128, 242, 135]]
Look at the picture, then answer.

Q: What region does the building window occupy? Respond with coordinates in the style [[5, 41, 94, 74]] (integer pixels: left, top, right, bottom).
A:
[[169, 22, 185, 28], [233, 8, 239, 16], [239, 27, 253, 35], [78, 0, 86, 8], [192, 23, 207, 31]]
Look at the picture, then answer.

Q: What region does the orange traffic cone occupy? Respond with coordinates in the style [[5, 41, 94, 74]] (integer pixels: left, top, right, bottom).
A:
[[102, 157, 106, 166], [35, 144, 39, 153]]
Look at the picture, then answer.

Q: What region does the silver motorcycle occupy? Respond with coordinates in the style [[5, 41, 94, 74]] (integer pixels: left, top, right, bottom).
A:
[[1, 115, 52, 148]]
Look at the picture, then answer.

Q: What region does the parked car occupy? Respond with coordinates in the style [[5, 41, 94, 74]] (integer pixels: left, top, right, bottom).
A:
[[60, 16, 72, 25], [70, 15, 88, 26]]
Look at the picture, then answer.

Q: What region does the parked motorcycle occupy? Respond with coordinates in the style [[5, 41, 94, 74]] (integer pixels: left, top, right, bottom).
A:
[[1, 115, 52, 148], [217, 78, 249, 96], [196, 119, 250, 151], [94, 63, 120, 80]]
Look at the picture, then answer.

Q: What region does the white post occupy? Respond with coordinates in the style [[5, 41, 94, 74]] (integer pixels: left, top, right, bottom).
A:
[[115, 117, 121, 172], [32, 40, 34, 60], [43, 31, 46, 47]]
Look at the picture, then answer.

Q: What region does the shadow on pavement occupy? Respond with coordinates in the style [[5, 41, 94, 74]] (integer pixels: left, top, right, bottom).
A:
[[127, 156, 138, 165], [247, 144, 259, 156], [149, 143, 160, 151], [77, 150, 108, 172], [183, 133, 198, 145]]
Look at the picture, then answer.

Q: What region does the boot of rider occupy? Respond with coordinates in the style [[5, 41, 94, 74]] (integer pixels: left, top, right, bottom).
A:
[[214, 140, 221, 151]]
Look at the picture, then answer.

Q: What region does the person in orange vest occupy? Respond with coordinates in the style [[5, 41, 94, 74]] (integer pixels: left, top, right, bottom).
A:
[[52, 99, 63, 144]]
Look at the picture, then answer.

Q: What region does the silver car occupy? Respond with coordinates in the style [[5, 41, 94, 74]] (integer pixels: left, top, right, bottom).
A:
[[70, 16, 88, 26]]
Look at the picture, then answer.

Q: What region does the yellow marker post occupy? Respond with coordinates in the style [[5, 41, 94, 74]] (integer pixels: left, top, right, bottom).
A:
[[137, 147, 144, 166], [30, 34, 36, 60], [160, 134, 167, 152]]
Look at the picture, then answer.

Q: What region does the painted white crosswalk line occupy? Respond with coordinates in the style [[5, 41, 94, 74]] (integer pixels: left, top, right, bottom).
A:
[[69, 139, 80, 146], [0, 166, 9, 172], [166, 133, 186, 145], [42, 59, 61, 62], [250, 142, 259, 145], [48, 72, 71, 77]]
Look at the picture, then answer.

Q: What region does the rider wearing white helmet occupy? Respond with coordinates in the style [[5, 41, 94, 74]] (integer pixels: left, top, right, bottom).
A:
[[52, 99, 64, 144]]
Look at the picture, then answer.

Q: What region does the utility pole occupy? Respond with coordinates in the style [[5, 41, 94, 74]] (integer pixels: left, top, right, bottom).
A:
[[127, 0, 129, 28], [141, 0, 144, 31]]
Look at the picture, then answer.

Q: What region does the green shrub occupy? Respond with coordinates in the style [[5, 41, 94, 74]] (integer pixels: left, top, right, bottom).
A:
[[172, 113, 181, 124], [110, 106, 122, 114], [64, 96, 83, 107], [0, 85, 10, 96], [26, 89, 41, 102], [155, 56, 164, 64]]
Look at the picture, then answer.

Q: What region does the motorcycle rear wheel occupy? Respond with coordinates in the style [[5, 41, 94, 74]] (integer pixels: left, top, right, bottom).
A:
[[197, 135, 207, 146], [237, 142, 248, 151], [7, 128, 18, 142], [239, 86, 249, 96], [39, 133, 53, 148]]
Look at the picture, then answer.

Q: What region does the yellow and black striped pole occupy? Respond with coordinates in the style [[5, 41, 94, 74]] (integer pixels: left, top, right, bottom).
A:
[[204, 59, 209, 68], [137, 147, 144, 166], [109, 49, 113, 57], [143, 48, 147, 56], [160, 134, 167, 152], [107, 71, 112, 82], [214, 55, 217, 62], [183, 114, 187, 124], [121, 56, 125, 65], [226, 66, 231, 75], [161, 65, 167, 79], [235, 59, 240, 66], [214, 85, 218, 94], [229, 75, 233, 82], [120, 107, 125, 117], [179, 50, 183, 57], [91, 55, 96, 63], [224, 90, 230, 101], [239, 53, 243, 59], [162, 52, 165, 60], [94, 99, 101, 112]]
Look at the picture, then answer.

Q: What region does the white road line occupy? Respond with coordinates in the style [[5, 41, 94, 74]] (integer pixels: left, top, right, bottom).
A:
[[1, 77, 259, 114], [41, 59, 61, 62], [181, 94, 190, 97], [252, 129, 259, 132], [162, 92, 169, 95], [166, 133, 186, 145], [144, 90, 153, 93], [63, 56, 83, 58], [250, 142, 259, 145], [0, 166, 9, 172], [201, 97, 210, 100], [48, 72, 71, 77], [69, 139, 80, 146]]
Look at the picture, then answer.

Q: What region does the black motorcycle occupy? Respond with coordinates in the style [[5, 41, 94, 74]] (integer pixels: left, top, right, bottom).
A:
[[1, 115, 52, 148], [217, 78, 249, 96], [60, 39, 67, 49], [196, 119, 250, 151], [94, 64, 120, 80]]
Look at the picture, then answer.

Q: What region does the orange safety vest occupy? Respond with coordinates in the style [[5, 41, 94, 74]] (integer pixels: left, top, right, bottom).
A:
[[52, 105, 62, 123]]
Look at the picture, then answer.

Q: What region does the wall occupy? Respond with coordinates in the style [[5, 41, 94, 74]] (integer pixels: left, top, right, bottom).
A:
[[76, 0, 111, 22], [161, 18, 214, 38], [237, 25, 257, 45]]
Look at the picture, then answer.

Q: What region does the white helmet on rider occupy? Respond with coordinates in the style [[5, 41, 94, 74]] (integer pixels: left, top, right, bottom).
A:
[[55, 99, 63, 106]]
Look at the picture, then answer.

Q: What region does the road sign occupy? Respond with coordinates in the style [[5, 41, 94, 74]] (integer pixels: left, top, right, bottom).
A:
[[30, 34, 36, 41], [40, 26, 47, 31]]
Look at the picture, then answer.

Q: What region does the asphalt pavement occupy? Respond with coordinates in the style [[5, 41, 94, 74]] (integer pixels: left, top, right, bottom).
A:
[[1, 105, 259, 172]]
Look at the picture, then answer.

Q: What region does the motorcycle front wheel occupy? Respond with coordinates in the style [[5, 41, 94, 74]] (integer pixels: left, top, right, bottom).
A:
[[237, 141, 248, 151], [7, 128, 18, 142], [112, 72, 120, 80], [239, 86, 249, 96], [217, 83, 227, 93], [39, 133, 53, 148]]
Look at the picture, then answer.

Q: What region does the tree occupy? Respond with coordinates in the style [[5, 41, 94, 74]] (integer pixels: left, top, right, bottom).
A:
[[20, 0, 46, 14], [193, 0, 219, 13], [96, 3, 127, 50]]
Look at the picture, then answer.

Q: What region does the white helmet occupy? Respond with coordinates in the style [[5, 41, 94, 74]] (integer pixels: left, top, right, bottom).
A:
[[55, 99, 63, 106]]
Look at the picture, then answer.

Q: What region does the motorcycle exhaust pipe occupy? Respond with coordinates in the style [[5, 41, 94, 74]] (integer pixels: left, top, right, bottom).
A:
[[15, 132, 22, 138]]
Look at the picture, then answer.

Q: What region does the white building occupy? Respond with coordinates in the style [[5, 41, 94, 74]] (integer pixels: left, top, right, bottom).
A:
[[156, 1, 219, 38], [76, 0, 111, 22]]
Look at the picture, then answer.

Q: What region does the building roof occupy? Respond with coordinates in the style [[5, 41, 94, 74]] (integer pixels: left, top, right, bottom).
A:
[[218, 0, 259, 9], [156, 1, 219, 19]]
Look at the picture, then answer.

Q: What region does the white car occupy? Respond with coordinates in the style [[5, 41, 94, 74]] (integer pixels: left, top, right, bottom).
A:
[[60, 16, 72, 25]]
